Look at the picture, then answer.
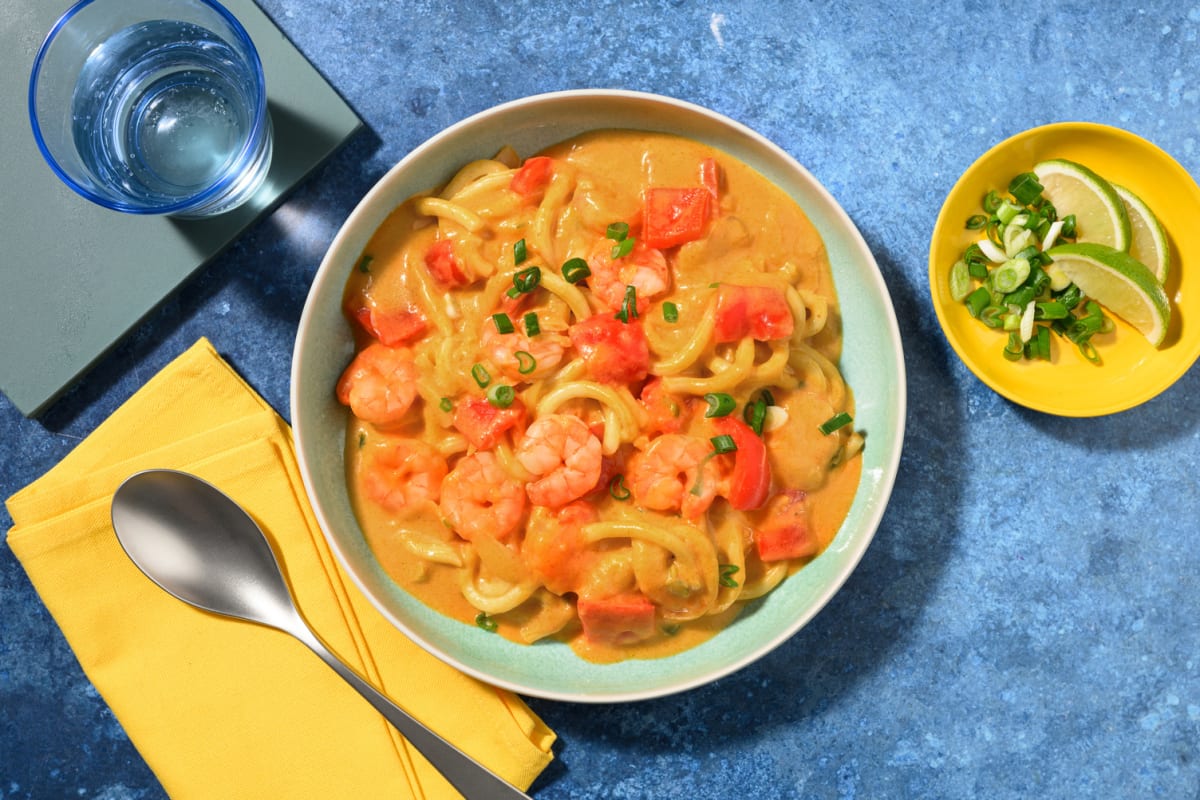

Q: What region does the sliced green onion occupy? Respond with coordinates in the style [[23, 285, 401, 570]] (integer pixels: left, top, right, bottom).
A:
[[514, 350, 537, 375], [965, 286, 991, 318], [356, 254, 374, 273], [743, 398, 767, 435], [438, 397, 453, 413], [1008, 171, 1044, 205], [718, 563, 741, 588], [606, 221, 630, 241], [487, 383, 515, 408], [949, 259, 972, 302], [475, 612, 498, 632], [357, 431, 367, 449], [982, 190, 1002, 214], [1035, 301, 1069, 320], [965, 214, 988, 230], [710, 434, 737, 454], [611, 236, 635, 259], [561, 257, 591, 283], [523, 312, 540, 336], [818, 411, 853, 435], [1003, 331, 1024, 361], [995, 200, 1023, 226], [615, 285, 638, 323], [662, 301, 679, 323], [609, 474, 631, 501], [760, 388, 775, 407], [703, 392, 736, 418], [1035, 325, 1051, 361], [491, 312, 515, 334], [506, 266, 541, 298], [991, 258, 1031, 293], [963, 243, 990, 276], [471, 363, 491, 388], [513, 238, 527, 265], [1060, 214, 1078, 239], [1077, 339, 1101, 364]]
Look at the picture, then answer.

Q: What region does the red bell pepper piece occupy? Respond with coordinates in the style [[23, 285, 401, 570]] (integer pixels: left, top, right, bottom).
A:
[[755, 490, 817, 561], [509, 156, 554, 197], [699, 157, 720, 201], [424, 239, 471, 287], [712, 416, 771, 511], [712, 285, 793, 342], [567, 314, 650, 384], [451, 395, 526, 450], [642, 186, 711, 249], [577, 594, 657, 645]]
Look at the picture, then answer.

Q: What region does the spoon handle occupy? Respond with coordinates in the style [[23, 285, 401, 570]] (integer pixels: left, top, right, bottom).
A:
[[290, 620, 533, 799]]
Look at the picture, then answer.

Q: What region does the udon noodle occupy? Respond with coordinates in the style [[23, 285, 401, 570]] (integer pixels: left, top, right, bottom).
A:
[[336, 130, 863, 662]]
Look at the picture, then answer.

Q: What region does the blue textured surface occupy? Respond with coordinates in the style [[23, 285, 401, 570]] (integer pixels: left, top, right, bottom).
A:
[[3, 1, 1199, 798]]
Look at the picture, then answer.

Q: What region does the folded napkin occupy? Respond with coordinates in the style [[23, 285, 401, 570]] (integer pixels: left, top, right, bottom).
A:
[[6, 338, 555, 799]]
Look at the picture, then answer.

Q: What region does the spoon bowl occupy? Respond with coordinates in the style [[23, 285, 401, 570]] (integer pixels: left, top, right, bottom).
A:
[[110, 468, 530, 800]]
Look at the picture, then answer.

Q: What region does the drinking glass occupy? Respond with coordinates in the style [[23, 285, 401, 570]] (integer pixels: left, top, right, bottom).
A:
[[29, 0, 273, 217]]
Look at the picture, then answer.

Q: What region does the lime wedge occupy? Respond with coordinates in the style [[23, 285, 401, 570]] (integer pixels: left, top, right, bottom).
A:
[[1046, 242, 1170, 347], [1113, 183, 1170, 283], [1034, 159, 1131, 251]]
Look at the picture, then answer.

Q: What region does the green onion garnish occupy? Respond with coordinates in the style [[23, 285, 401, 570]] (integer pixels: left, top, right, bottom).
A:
[[1008, 171, 1044, 206], [710, 434, 737, 454], [514, 350, 537, 375], [475, 612, 498, 632], [523, 312, 540, 336], [514, 238, 527, 265], [356, 254, 374, 273], [606, 221, 630, 241], [965, 214, 988, 230], [743, 398, 767, 435], [471, 364, 491, 388], [609, 474, 631, 501], [818, 411, 853, 435], [438, 397, 453, 413], [615, 285, 638, 323], [487, 384, 515, 408], [611, 237, 635, 259], [703, 392, 736, 418], [561, 257, 591, 284], [491, 312, 514, 334], [662, 301, 679, 323], [506, 266, 542, 298], [718, 563, 740, 588]]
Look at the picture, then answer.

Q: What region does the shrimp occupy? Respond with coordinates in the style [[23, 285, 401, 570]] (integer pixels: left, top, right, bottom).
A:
[[627, 433, 721, 520], [479, 322, 568, 382], [336, 343, 418, 427], [440, 450, 527, 541], [515, 414, 603, 508], [585, 236, 670, 313], [361, 436, 448, 514]]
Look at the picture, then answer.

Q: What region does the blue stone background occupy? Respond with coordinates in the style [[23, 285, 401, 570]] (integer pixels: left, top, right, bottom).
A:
[[4, 1, 1200, 797]]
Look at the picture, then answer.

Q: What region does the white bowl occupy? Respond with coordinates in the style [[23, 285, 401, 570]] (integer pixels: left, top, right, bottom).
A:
[[292, 89, 906, 702]]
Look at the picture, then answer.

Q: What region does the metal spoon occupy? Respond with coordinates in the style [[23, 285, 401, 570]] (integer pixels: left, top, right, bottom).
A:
[[110, 468, 532, 800]]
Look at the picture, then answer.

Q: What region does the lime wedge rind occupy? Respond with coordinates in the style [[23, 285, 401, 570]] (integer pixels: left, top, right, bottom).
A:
[[1046, 242, 1170, 347], [1113, 183, 1170, 283]]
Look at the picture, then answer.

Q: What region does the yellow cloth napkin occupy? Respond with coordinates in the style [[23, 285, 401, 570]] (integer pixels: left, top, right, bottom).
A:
[[6, 338, 555, 799]]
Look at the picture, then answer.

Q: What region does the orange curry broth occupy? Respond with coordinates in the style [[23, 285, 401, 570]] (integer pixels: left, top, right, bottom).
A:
[[340, 130, 861, 663]]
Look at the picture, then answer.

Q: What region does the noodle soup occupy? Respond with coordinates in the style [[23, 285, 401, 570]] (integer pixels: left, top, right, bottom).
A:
[[336, 130, 862, 662]]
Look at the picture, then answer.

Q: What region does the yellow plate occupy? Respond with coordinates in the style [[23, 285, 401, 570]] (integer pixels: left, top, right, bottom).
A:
[[929, 122, 1200, 416]]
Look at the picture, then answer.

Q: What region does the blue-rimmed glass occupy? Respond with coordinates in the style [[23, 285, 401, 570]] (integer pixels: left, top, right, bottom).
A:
[[29, 0, 272, 217]]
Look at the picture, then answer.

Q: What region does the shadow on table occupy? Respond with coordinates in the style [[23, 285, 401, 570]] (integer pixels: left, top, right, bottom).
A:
[[1014, 363, 1200, 450], [526, 232, 969, 793], [35, 123, 386, 435]]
